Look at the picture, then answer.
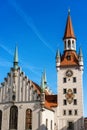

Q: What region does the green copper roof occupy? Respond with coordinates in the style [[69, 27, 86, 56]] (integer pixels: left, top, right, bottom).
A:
[[13, 46, 18, 69], [43, 69, 47, 84], [41, 72, 45, 93]]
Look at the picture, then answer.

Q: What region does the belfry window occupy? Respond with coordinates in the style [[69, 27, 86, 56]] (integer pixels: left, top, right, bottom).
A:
[[0, 110, 2, 130], [68, 40, 71, 48], [9, 106, 18, 130], [25, 109, 32, 130]]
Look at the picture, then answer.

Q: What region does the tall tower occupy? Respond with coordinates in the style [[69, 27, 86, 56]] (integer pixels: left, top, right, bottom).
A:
[[56, 11, 84, 130]]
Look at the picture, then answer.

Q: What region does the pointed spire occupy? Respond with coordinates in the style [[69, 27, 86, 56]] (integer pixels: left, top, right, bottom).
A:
[[43, 69, 47, 85], [63, 10, 76, 40], [13, 46, 18, 69], [79, 48, 83, 57], [56, 49, 60, 58], [41, 73, 45, 93]]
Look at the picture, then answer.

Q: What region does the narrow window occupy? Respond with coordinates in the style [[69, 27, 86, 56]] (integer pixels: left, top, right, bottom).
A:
[[68, 40, 71, 48], [63, 89, 67, 94], [25, 109, 32, 130], [69, 110, 72, 115], [0, 110, 2, 130], [51, 120, 52, 130], [73, 77, 76, 82], [63, 110, 66, 115], [73, 88, 77, 93], [46, 119, 48, 130], [73, 99, 77, 105], [63, 78, 66, 83], [63, 100, 67, 105], [9, 106, 18, 130], [74, 110, 78, 115]]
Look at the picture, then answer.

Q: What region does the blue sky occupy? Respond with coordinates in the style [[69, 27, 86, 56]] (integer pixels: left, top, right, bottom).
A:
[[0, 0, 87, 116]]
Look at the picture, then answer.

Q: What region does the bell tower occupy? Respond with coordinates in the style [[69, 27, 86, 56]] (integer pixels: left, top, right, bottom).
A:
[[56, 10, 84, 130]]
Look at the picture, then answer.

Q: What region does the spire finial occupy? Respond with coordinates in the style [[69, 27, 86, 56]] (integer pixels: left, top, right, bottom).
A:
[[68, 9, 70, 15], [13, 45, 18, 69]]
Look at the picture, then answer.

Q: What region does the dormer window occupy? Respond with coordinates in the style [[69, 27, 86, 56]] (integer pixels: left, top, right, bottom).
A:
[[67, 55, 71, 60]]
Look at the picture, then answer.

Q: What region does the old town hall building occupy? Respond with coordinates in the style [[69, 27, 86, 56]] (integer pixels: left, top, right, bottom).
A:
[[0, 11, 84, 130]]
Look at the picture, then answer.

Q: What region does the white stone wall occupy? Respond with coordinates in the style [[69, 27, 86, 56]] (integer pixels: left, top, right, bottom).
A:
[[57, 67, 84, 130]]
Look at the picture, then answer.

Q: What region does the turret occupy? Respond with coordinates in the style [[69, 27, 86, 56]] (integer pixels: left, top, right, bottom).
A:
[[63, 10, 76, 51], [78, 48, 84, 70], [56, 49, 61, 71], [40, 72, 45, 109]]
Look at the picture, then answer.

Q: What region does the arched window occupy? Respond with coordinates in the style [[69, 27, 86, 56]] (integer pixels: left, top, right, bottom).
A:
[[9, 106, 18, 130], [25, 109, 32, 130], [0, 110, 2, 130]]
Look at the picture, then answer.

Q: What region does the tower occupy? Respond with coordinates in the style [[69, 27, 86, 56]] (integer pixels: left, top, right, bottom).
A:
[[56, 11, 84, 130]]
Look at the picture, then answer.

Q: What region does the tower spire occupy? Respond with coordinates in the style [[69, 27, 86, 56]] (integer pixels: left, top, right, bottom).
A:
[[63, 10, 76, 40], [13, 46, 18, 69]]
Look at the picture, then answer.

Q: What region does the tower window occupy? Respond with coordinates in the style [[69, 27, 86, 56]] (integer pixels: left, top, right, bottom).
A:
[[73, 77, 76, 82], [67, 55, 71, 60], [74, 110, 78, 115], [46, 119, 48, 130], [63, 100, 67, 105], [68, 40, 71, 48], [63, 89, 67, 94], [69, 110, 72, 115], [73, 88, 77, 93], [51, 120, 52, 130], [73, 99, 77, 105], [63, 110, 66, 115], [63, 78, 66, 83]]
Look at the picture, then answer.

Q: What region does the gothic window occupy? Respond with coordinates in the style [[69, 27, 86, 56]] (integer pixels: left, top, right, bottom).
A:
[[25, 109, 32, 130], [0, 110, 2, 130], [9, 106, 18, 130]]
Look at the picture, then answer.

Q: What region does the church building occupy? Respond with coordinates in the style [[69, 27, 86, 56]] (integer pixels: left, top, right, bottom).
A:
[[0, 11, 84, 130]]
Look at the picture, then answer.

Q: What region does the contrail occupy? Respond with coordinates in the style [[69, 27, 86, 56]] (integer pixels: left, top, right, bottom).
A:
[[7, 0, 55, 54], [0, 44, 13, 56]]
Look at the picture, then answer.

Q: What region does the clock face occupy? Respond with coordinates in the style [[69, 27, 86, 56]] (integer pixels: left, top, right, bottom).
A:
[[66, 70, 73, 77]]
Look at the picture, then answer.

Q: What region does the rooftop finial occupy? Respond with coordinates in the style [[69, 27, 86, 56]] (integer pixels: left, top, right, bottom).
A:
[[13, 45, 18, 70], [68, 9, 70, 15]]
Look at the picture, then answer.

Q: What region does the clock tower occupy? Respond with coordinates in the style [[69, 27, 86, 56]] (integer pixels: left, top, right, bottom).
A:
[[56, 11, 84, 130]]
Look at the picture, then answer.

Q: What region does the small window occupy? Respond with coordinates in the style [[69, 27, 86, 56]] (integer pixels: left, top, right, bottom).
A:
[[63, 110, 66, 115], [63, 89, 67, 94], [63, 100, 67, 105], [68, 40, 71, 48], [63, 78, 66, 83], [67, 55, 71, 60], [69, 110, 72, 115], [46, 119, 48, 130], [73, 77, 76, 82], [73, 88, 77, 93], [74, 110, 78, 115], [73, 99, 77, 105]]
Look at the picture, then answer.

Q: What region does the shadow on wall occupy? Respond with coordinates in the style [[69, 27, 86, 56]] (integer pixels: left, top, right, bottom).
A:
[[36, 117, 85, 130]]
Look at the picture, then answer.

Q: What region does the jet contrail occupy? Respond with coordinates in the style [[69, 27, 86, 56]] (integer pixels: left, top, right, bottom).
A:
[[8, 0, 55, 54]]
